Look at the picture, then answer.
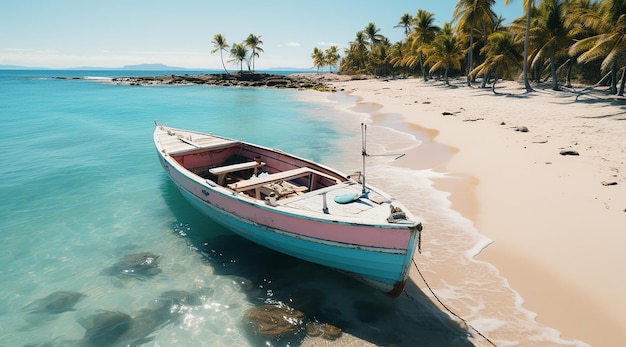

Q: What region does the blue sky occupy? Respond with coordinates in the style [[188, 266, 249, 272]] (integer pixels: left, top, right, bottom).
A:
[[0, 1, 524, 69]]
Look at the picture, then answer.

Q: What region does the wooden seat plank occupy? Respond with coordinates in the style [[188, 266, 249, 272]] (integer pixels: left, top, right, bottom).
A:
[[209, 161, 265, 184], [228, 167, 342, 199]]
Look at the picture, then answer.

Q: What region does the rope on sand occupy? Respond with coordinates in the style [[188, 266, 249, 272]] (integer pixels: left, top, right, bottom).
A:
[[410, 259, 498, 347]]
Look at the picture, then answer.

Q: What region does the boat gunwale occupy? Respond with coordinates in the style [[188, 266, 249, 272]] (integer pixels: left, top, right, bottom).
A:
[[155, 126, 420, 229]]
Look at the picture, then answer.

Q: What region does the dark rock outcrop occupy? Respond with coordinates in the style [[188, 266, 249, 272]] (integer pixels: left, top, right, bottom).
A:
[[111, 73, 335, 91]]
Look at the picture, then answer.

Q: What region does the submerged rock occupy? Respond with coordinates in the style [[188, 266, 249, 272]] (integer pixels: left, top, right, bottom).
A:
[[103, 252, 162, 280], [243, 304, 305, 338], [305, 322, 342, 340], [78, 305, 172, 347], [23, 291, 85, 314], [322, 323, 342, 340], [78, 310, 133, 347]]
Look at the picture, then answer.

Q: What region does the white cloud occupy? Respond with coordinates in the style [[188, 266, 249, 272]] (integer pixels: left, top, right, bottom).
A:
[[316, 41, 337, 47]]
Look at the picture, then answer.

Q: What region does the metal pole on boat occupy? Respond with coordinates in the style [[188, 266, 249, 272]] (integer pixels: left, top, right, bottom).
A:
[[322, 192, 329, 214], [361, 123, 367, 195]]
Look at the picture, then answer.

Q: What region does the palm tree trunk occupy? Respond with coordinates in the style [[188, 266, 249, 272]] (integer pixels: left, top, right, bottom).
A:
[[618, 67, 626, 96], [550, 49, 558, 91], [611, 62, 618, 95], [419, 53, 427, 81], [523, 6, 533, 92], [480, 22, 488, 86], [220, 50, 229, 75], [565, 58, 573, 88], [481, 71, 491, 89], [467, 28, 474, 87], [251, 49, 256, 72]]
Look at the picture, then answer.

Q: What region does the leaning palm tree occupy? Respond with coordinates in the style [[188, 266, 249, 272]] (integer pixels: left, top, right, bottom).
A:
[[229, 43, 249, 73], [505, 0, 535, 92], [311, 47, 325, 72], [211, 33, 230, 75], [244, 34, 264, 72], [570, 0, 626, 95], [453, 0, 496, 86], [409, 9, 441, 81], [472, 31, 523, 93], [423, 27, 464, 85]]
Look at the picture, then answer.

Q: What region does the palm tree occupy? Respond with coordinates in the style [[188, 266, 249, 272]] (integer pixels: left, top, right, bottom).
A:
[[506, 0, 535, 92], [211, 33, 230, 75], [563, 0, 600, 87], [471, 31, 523, 93], [342, 31, 370, 73], [480, 15, 507, 88], [362, 22, 384, 52], [229, 43, 249, 73], [389, 41, 411, 76], [453, 0, 496, 86], [244, 34, 264, 72], [570, 0, 626, 95], [369, 38, 393, 76], [409, 10, 441, 81], [394, 13, 413, 37], [529, 0, 570, 90], [311, 47, 325, 72], [423, 26, 464, 85], [324, 46, 341, 72]]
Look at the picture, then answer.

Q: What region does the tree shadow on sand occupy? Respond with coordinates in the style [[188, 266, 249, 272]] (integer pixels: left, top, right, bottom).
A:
[[160, 179, 475, 346]]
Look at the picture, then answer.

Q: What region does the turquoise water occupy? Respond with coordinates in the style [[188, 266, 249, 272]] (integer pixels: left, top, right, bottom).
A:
[[0, 71, 472, 346]]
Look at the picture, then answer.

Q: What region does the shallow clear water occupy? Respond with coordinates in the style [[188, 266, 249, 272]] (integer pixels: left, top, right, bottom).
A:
[[0, 71, 477, 346], [2, 70, 589, 347]]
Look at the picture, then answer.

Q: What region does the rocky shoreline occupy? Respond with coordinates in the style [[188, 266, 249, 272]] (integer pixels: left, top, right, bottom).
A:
[[110, 72, 338, 91]]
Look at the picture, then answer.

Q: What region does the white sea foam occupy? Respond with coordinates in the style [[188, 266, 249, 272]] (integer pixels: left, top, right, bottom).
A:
[[83, 76, 113, 81]]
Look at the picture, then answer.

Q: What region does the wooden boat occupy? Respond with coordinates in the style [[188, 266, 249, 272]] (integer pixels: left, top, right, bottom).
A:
[[153, 123, 422, 297]]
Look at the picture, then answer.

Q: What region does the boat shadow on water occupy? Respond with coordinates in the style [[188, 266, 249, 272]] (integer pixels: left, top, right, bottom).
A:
[[161, 179, 474, 346]]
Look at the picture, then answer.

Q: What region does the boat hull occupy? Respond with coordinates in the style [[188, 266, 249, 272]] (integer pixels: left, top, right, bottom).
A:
[[154, 125, 421, 297]]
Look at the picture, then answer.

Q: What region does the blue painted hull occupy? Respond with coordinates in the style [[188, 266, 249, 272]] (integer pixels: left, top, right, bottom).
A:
[[177, 184, 417, 294]]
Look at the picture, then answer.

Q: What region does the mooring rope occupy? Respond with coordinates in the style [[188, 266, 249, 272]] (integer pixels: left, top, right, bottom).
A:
[[410, 259, 498, 347]]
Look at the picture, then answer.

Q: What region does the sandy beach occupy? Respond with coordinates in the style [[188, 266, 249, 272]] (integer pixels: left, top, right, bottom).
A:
[[323, 76, 626, 346]]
